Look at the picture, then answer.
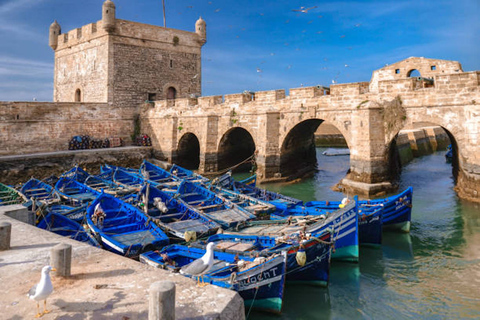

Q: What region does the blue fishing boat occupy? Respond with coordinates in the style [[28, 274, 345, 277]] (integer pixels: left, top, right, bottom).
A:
[[112, 166, 148, 190], [43, 203, 88, 222], [37, 212, 101, 247], [0, 182, 27, 206], [140, 245, 287, 313], [86, 192, 169, 257], [137, 184, 220, 240], [357, 206, 383, 246], [171, 180, 256, 228], [230, 199, 359, 262], [20, 178, 60, 205], [194, 229, 333, 286], [445, 144, 453, 162], [305, 187, 413, 232], [139, 160, 182, 189], [169, 163, 210, 184], [215, 173, 303, 213], [55, 177, 100, 204], [61, 165, 90, 183]]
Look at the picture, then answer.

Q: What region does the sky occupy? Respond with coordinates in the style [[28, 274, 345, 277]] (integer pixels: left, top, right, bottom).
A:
[[0, 0, 478, 101]]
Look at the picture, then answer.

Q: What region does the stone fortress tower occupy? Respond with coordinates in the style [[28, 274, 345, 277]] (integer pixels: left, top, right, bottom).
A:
[[49, 0, 207, 107]]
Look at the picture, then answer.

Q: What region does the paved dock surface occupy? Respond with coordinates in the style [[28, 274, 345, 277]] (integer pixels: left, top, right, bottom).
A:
[[0, 207, 245, 319]]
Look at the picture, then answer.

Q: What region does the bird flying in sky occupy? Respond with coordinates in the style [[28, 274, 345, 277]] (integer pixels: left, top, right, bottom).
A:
[[292, 6, 318, 13]]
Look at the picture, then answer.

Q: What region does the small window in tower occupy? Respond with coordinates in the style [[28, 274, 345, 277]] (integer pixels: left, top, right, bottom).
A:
[[148, 93, 157, 101], [167, 87, 176, 100], [75, 89, 81, 102], [395, 69, 400, 74], [170, 60, 173, 68], [431, 65, 436, 71]]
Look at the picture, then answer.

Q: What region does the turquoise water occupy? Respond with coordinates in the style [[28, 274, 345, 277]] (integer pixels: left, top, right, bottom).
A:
[[246, 148, 480, 319]]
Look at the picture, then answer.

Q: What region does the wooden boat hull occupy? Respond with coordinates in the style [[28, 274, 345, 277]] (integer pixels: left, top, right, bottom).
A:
[[37, 212, 100, 247], [0, 182, 27, 206], [140, 245, 287, 313], [55, 177, 100, 204], [304, 187, 413, 233], [44, 204, 88, 222], [138, 184, 220, 240], [358, 207, 383, 246], [86, 193, 169, 257], [204, 231, 332, 285], [20, 178, 60, 205]]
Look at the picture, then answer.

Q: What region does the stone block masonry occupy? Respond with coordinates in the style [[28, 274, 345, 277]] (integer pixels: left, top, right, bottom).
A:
[[0, 102, 136, 156]]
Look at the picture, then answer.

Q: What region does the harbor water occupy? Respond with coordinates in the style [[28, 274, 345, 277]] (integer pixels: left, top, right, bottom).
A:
[[247, 148, 480, 319]]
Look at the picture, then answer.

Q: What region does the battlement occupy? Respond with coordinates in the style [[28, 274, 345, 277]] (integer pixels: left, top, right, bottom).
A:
[[56, 21, 107, 51], [55, 19, 202, 52], [330, 82, 369, 96]]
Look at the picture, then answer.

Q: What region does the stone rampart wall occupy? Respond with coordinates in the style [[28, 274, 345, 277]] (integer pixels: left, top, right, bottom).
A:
[[0, 102, 136, 156]]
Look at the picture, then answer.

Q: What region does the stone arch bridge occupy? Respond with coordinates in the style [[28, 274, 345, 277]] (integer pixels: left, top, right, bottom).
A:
[[141, 57, 480, 201]]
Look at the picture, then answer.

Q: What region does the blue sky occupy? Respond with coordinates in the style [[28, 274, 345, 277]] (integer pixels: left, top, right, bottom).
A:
[[0, 0, 478, 101]]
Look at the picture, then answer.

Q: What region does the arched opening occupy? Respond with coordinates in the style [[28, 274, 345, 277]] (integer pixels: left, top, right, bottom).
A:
[[218, 127, 256, 173], [280, 119, 324, 178], [167, 87, 176, 100], [388, 122, 458, 186], [75, 89, 81, 102], [407, 69, 421, 78], [176, 133, 200, 170]]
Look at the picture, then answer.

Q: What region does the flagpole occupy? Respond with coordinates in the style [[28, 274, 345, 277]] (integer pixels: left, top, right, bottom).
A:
[[162, 0, 166, 27]]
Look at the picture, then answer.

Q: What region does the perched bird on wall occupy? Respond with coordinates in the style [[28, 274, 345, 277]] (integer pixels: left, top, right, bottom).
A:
[[180, 242, 215, 287], [27, 265, 56, 318]]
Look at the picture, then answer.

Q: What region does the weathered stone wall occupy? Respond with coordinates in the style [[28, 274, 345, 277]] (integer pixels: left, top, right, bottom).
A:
[[0, 147, 152, 185], [140, 63, 480, 201], [53, 17, 203, 107], [54, 22, 110, 103], [0, 102, 136, 156], [370, 57, 463, 92]]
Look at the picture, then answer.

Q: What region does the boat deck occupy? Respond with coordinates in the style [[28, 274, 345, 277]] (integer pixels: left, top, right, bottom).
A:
[[111, 229, 157, 246]]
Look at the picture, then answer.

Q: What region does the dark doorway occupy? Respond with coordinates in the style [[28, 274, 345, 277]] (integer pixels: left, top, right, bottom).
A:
[[75, 89, 81, 102], [176, 133, 200, 170]]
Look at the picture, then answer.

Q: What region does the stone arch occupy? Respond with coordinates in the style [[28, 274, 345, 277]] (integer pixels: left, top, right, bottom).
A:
[[75, 88, 81, 102], [280, 119, 328, 177], [407, 69, 421, 78], [217, 127, 256, 172], [175, 132, 200, 170], [387, 121, 458, 185]]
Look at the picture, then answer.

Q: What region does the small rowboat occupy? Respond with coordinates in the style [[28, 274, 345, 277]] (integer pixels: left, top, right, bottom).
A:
[[215, 173, 303, 212], [55, 177, 100, 204], [112, 167, 148, 190], [139, 161, 182, 189], [43, 203, 88, 223], [137, 184, 220, 240], [209, 184, 276, 219], [20, 178, 60, 205], [171, 180, 256, 229], [60, 165, 90, 183], [86, 192, 169, 257], [169, 163, 210, 184], [0, 182, 27, 206], [37, 212, 101, 247], [140, 245, 288, 313]]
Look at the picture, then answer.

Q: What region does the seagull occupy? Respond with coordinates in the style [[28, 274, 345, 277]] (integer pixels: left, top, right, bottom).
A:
[[27, 266, 56, 318], [292, 6, 318, 13], [180, 242, 215, 287]]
